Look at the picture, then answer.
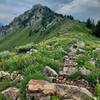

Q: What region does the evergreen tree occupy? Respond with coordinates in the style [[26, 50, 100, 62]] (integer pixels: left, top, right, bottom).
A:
[[67, 15, 74, 20], [93, 20, 100, 37], [86, 18, 95, 29]]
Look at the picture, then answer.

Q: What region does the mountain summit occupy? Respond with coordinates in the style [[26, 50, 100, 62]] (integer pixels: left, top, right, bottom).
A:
[[0, 4, 64, 37]]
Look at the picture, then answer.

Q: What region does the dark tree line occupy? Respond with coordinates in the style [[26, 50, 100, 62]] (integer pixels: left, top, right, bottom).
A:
[[65, 15, 74, 20], [86, 18, 95, 29], [93, 21, 100, 37], [86, 18, 100, 37]]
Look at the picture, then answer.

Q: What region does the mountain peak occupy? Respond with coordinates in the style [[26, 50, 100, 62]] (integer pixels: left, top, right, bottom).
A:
[[0, 4, 64, 37], [32, 4, 43, 8], [8, 4, 64, 27]]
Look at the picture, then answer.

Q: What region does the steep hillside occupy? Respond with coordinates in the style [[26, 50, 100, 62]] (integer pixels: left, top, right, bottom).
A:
[[0, 4, 64, 51], [0, 4, 89, 51]]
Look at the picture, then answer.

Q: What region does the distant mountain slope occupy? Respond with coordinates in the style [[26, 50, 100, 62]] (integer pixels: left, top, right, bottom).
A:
[[0, 4, 89, 51]]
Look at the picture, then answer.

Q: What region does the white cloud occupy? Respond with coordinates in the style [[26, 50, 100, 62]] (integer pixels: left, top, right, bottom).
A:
[[57, 0, 100, 21], [0, 0, 100, 24]]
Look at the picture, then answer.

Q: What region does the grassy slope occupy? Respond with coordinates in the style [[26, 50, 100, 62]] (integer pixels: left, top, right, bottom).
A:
[[0, 19, 90, 51], [0, 19, 100, 99]]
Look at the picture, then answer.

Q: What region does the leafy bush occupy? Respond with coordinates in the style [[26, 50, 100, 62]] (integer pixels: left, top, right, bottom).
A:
[[95, 59, 100, 68], [16, 43, 34, 53], [0, 93, 6, 100], [51, 96, 60, 100], [68, 70, 82, 80], [96, 83, 100, 96], [0, 80, 12, 91], [84, 61, 95, 70], [76, 54, 88, 67], [84, 70, 100, 84], [0, 51, 11, 59]]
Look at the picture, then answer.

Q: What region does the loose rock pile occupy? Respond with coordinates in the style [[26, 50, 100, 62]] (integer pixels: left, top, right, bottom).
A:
[[0, 71, 23, 81]]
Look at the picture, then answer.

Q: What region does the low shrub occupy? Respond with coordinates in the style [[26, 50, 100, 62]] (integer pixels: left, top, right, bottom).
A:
[[76, 54, 88, 67], [0, 93, 6, 100], [96, 83, 100, 96]]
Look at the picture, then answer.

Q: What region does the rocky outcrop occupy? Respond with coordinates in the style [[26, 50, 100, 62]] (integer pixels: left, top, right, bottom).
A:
[[26, 80, 95, 100], [1, 87, 19, 100]]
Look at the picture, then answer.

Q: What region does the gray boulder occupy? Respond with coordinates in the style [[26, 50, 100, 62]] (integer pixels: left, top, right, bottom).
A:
[[43, 66, 58, 77]]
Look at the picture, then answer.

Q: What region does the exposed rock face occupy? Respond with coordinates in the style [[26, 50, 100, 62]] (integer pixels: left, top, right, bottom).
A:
[[27, 80, 94, 100], [43, 66, 58, 77], [2, 87, 19, 100]]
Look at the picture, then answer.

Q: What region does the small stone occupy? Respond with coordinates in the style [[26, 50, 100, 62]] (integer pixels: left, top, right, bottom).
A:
[[59, 75, 64, 80]]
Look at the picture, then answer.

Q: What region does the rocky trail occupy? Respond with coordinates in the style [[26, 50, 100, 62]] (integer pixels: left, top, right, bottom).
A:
[[52, 44, 94, 92], [1, 43, 96, 100]]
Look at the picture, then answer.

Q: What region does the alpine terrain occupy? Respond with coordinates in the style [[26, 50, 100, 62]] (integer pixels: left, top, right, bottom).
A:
[[0, 4, 100, 100]]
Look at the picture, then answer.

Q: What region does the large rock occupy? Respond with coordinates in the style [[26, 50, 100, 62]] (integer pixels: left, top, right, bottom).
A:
[[43, 66, 58, 77], [2, 87, 19, 100], [27, 80, 95, 100], [55, 84, 94, 100], [0, 71, 10, 80], [27, 80, 56, 95]]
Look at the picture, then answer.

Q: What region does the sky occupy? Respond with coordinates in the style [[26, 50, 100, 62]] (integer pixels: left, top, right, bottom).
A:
[[0, 0, 100, 25]]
